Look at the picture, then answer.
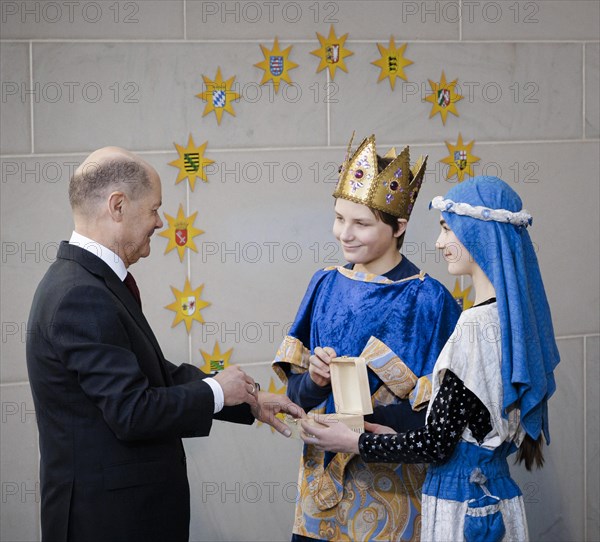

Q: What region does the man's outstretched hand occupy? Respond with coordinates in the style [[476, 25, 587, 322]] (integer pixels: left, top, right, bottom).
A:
[[251, 392, 305, 437]]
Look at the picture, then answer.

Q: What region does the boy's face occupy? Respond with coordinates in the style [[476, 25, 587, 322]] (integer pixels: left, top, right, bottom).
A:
[[333, 198, 401, 269]]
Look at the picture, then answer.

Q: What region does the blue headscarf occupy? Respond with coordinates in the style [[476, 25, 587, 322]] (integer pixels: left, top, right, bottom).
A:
[[431, 176, 559, 443]]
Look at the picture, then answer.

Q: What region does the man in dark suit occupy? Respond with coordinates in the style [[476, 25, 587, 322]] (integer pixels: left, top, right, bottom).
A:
[[26, 146, 301, 542]]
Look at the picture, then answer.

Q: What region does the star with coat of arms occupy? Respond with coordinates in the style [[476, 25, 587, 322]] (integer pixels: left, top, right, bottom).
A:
[[158, 204, 204, 262], [196, 67, 241, 125], [256, 377, 288, 433], [168, 134, 214, 191], [452, 279, 474, 311], [440, 133, 480, 182], [199, 341, 233, 373], [424, 71, 463, 125], [372, 37, 413, 90], [254, 37, 298, 93], [165, 277, 210, 333], [311, 24, 353, 80]]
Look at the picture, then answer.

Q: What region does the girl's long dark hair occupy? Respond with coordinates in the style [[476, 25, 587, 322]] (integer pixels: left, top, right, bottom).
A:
[[515, 433, 545, 470]]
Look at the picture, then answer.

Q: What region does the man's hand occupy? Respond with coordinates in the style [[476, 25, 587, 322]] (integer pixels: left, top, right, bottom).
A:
[[251, 391, 305, 437], [213, 366, 258, 408], [308, 346, 336, 387]]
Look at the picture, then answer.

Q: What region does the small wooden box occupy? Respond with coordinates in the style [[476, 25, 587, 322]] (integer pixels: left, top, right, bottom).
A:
[[285, 356, 373, 438], [329, 356, 373, 433], [330, 356, 373, 417]]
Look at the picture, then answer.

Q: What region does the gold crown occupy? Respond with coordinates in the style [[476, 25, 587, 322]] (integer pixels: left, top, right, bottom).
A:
[[333, 133, 428, 219]]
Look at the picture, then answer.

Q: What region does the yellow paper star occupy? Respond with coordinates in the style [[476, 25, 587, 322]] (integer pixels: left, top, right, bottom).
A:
[[196, 67, 241, 125], [372, 37, 413, 90], [424, 71, 463, 125], [311, 24, 353, 80], [254, 37, 298, 93], [165, 277, 210, 333], [256, 377, 288, 432], [440, 133, 481, 182], [168, 134, 214, 191], [199, 342, 233, 373], [158, 204, 204, 262], [452, 279, 474, 311]]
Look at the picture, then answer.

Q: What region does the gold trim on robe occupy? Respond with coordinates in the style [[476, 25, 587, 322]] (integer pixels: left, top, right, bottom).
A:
[[273, 335, 430, 540]]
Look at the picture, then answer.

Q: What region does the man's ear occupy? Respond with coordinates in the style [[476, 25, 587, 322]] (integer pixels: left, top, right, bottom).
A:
[[394, 218, 408, 238], [107, 191, 126, 222]]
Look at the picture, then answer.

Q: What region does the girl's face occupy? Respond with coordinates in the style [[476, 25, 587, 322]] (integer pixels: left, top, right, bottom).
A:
[[435, 218, 476, 277], [333, 198, 402, 270]]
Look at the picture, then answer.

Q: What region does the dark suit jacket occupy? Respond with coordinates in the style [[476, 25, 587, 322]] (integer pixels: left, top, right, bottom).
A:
[[26, 242, 254, 542]]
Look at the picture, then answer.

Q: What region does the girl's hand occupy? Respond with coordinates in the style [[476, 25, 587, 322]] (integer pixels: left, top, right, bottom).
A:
[[300, 416, 359, 454], [364, 421, 396, 434]]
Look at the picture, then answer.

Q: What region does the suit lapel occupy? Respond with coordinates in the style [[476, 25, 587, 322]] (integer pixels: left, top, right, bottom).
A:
[[57, 242, 172, 385], [104, 272, 171, 380]]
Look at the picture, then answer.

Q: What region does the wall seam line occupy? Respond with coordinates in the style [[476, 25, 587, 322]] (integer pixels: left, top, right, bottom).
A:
[[582, 43, 586, 140], [187, 175, 192, 366], [29, 41, 34, 154], [556, 333, 600, 340], [183, 0, 187, 41], [459, 0, 463, 42], [3, 139, 599, 160], [2, 39, 599, 45]]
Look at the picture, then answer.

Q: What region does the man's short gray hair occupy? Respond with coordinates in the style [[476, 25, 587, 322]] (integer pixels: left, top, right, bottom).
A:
[[69, 157, 150, 210]]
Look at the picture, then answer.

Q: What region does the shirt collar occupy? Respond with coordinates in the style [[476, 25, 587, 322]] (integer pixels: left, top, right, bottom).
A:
[[69, 231, 127, 281]]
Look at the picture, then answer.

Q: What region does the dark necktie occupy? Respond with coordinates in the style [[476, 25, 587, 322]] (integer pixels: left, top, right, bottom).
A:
[[124, 272, 142, 308]]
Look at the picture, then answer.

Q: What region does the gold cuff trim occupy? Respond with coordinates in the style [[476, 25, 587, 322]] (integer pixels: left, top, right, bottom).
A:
[[272, 335, 310, 384], [409, 374, 432, 411], [361, 336, 418, 400]]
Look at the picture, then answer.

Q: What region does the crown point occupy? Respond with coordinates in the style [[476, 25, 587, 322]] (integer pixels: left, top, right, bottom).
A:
[[383, 147, 397, 159]]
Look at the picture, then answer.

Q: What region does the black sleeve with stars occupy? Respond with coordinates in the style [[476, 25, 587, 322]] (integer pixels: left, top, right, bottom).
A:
[[358, 370, 492, 464]]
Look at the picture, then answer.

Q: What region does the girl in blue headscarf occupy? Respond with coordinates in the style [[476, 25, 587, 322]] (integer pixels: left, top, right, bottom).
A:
[[302, 176, 560, 542]]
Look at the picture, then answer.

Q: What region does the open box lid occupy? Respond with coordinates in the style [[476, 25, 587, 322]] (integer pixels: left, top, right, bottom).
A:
[[330, 356, 374, 415]]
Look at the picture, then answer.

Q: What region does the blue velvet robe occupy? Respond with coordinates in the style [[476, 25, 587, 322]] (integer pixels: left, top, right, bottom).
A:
[[273, 264, 460, 541]]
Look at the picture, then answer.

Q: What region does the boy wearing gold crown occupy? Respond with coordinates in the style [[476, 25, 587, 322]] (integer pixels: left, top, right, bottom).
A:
[[272, 135, 461, 541]]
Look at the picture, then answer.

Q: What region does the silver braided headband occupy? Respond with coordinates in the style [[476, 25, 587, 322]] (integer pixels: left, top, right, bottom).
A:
[[430, 196, 533, 227]]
